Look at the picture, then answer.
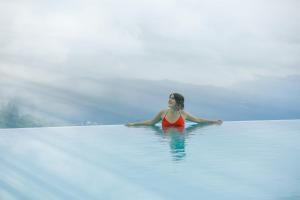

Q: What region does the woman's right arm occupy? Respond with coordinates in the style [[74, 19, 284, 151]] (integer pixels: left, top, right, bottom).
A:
[[184, 111, 222, 124], [126, 109, 165, 126]]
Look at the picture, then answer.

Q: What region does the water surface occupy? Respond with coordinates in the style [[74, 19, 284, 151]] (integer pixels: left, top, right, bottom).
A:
[[0, 120, 300, 200]]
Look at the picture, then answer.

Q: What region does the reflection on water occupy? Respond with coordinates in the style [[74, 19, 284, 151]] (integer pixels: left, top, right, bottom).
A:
[[168, 130, 186, 161], [1, 120, 300, 200], [142, 124, 215, 161]]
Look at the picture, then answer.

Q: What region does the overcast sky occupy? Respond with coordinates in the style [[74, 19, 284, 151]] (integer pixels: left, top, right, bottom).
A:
[[0, 0, 299, 88]]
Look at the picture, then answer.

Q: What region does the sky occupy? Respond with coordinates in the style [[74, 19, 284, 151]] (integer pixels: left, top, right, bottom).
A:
[[0, 0, 300, 126], [0, 0, 299, 87]]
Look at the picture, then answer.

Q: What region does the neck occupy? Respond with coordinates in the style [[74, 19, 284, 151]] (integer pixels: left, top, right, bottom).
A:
[[169, 107, 179, 113]]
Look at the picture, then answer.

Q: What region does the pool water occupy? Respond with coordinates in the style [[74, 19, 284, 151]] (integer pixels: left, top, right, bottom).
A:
[[0, 120, 300, 200]]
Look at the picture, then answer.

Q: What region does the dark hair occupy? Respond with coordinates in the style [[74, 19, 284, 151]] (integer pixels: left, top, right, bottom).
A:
[[170, 93, 184, 110]]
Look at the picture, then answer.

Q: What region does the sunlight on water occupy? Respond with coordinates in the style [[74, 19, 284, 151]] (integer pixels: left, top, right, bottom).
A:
[[0, 120, 300, 200]]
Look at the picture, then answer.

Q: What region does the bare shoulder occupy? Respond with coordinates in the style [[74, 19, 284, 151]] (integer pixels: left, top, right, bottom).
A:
[[159, 108, 168, 116], [180, 110, 189, 116], [181, 110, 195, 120]]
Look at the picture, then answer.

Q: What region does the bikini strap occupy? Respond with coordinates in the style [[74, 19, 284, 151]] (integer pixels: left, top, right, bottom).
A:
[[179, 110, 183, 118], [163, 110, 169, 118], [164, 110, 182, 118]]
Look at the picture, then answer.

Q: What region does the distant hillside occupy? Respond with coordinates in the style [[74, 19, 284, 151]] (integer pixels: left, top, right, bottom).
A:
[[0, 102, 51, 128]]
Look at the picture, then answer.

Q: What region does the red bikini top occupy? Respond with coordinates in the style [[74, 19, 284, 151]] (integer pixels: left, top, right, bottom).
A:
[[162, 110, 185, 127]]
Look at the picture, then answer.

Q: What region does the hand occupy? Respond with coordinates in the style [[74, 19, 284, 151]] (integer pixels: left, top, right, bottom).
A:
[[214, 119, 223, 125], [215, 120, 223, 125], [125, 122, 135, 126]]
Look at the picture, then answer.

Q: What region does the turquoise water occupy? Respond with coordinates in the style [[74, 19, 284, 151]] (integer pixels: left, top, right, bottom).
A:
[[0, 120, 300, 200]]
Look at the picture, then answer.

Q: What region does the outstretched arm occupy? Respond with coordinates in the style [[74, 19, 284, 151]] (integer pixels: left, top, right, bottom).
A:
[[126, 110, 164, 126], [184, 111, 222, 125]]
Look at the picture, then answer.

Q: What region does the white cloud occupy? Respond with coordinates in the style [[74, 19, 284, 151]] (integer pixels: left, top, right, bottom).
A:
[[0, 0, 299, 87]]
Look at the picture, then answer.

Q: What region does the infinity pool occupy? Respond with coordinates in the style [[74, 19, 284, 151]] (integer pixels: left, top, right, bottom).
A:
[[0, 120, 300, 200]]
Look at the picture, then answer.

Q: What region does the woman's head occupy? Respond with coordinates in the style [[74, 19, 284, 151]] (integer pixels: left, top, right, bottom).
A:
[[169, 93, 184, 110]]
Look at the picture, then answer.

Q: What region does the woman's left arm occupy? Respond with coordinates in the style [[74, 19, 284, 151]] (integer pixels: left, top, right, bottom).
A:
[[183, 111, 222, 124]]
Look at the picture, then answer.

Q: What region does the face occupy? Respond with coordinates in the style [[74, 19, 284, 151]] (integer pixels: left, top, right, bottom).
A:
[[168, 94, 176, 108]]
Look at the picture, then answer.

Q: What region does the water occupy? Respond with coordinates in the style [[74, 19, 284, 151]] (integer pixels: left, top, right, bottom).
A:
[[0, 120, 300, 200]]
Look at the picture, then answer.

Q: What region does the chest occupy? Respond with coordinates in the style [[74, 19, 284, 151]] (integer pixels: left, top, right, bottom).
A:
[[162, 112, 185, 123]]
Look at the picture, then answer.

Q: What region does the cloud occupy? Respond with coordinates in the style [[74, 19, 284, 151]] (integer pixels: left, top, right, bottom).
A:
[[0, 0, 299, 87], [1, 75, 299, 127], [0, 0, 299, 127]]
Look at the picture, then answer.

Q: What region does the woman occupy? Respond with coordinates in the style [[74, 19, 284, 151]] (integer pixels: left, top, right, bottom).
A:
[[126, 93, 222, 128]]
